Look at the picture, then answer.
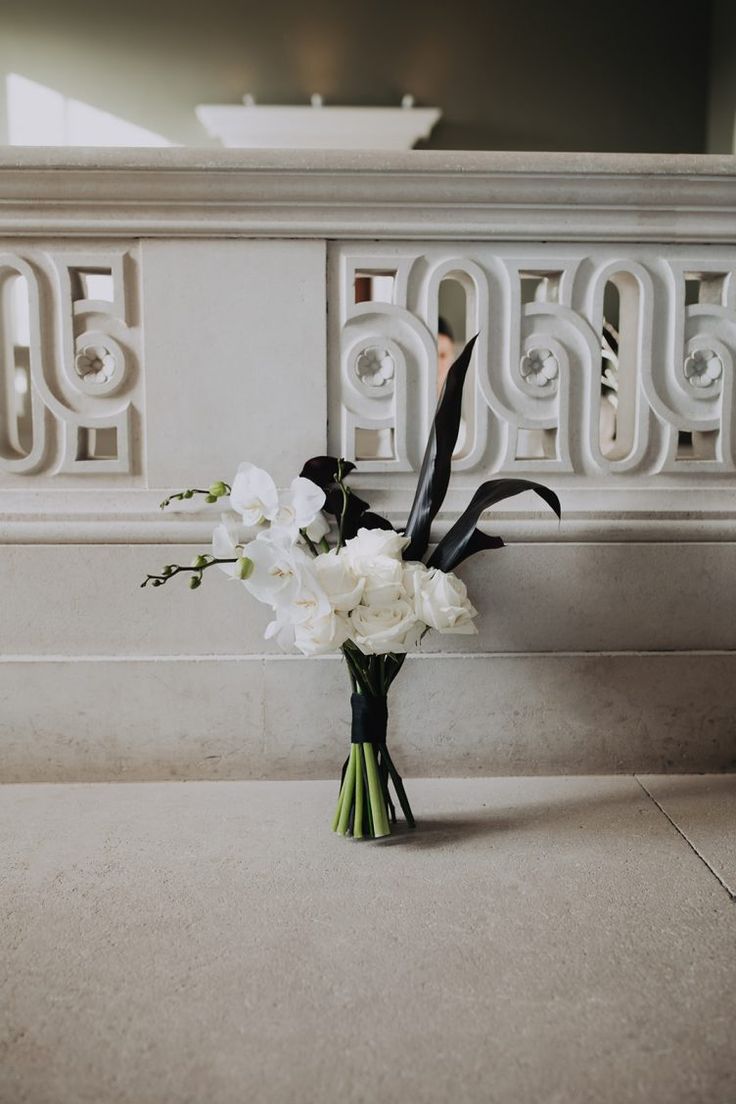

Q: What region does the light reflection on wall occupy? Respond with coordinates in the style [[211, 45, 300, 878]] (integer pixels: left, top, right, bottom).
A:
[[6, 73, 171, 146]]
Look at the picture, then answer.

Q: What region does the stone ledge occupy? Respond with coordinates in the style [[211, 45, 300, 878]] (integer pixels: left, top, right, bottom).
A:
[[2, 653, 735, 781]]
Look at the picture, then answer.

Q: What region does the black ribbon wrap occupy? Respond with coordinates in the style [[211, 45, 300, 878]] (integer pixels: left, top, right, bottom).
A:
[[350, 693, 388, 745]]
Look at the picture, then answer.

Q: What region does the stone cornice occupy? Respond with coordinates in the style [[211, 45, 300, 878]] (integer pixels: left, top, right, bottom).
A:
[[1, 148, 735, 241]]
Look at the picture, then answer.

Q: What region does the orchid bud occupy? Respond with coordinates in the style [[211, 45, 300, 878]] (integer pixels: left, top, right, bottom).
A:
[[191, 555, 208, 568], [235, 556, 254, 580], [189, 576, 202, 589], [182, 489, 194, 499], [205, 494, 217, 503], [209, 481, 228, 499]]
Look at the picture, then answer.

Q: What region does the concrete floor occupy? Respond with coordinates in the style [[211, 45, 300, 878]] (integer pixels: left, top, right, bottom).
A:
[[1, 776, 734, 1104]]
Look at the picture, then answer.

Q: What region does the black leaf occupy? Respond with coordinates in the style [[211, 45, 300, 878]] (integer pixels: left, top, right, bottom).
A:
[[402, 335, 478, 561], [359, 512, 395, 531], [428, 479, 560, 573]]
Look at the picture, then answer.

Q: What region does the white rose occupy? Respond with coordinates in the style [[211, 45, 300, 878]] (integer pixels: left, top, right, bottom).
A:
[[293, 611, 352, 656], [313, 549, 364, 611], [412, 567, 478, 635], [350, 599, 422, 655], [402, 560, 430, 600], [361, 556, 404, 608], [342, 527, 408, 573]]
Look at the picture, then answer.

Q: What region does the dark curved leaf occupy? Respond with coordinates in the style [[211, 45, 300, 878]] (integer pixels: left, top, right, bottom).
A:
[[402, 334, 478, 561], [300, 456, 356, 489], [428, 479, 561, 573], [359, 512, 395, 531]]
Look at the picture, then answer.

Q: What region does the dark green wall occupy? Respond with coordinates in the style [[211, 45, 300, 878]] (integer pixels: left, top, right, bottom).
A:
[[0, 0, 713, 151], [707, 0, 736, 152]]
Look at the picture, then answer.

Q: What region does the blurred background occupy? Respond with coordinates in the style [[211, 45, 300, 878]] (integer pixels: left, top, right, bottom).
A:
[[0, 0, 733, 152]]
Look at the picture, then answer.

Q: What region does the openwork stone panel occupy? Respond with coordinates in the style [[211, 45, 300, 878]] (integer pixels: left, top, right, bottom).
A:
[[0, 244, 141, 483], [328, 243, 736, 521]]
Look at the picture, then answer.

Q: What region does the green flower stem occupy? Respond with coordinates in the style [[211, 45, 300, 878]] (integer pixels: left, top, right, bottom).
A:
[[353, 748, 365, 839], [140, 556, 236, 589], [331, 775, 346, 833], [159, 482, 231, 510], [359, 748, 374, 837], [363, 744, 390, 838], [300, 530, 319, 556], [335, 746, 357, 836], [335, 459, 351, 550], [341, 643, 371, 695]]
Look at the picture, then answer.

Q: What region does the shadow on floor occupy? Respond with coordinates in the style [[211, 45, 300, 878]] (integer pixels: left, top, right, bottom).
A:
[[373, 774, 736, 850]]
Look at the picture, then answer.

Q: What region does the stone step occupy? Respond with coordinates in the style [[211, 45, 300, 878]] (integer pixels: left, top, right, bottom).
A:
[[2, 652, 735, 782]]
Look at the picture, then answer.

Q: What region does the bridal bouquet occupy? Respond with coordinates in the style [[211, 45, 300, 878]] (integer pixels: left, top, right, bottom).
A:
[[143, 338, 560, 839]]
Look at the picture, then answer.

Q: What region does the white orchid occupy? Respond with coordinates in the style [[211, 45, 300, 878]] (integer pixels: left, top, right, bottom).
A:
[[229, 462, 279, 526], [263, 565, 332, 651], [271, 476, 326, 536], [241, 529, 315, 609], [304, 511, 331, 543], [230, 463, 326, 542], [211, 513, 259, 578]]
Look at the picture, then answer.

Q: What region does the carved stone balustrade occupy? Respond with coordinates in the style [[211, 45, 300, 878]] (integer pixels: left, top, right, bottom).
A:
[[1, 149, 735, 780]]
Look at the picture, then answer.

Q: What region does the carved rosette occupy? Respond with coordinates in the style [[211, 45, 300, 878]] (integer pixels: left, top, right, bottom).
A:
[[683, 348, 723, 390], [519, 347, 559, 390], [355, 347, 395, 391]]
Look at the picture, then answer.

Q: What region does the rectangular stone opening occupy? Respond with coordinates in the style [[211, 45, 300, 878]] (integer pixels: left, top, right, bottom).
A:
[[354, 270, 395, 305], [520, 271, 561, 304], [76, 426, 118, 461], [70, 268, 114, 303], [354, 426, 395, 461]]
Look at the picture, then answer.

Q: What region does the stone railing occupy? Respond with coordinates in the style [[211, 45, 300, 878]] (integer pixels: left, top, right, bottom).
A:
[[2, 149, 735, 781]]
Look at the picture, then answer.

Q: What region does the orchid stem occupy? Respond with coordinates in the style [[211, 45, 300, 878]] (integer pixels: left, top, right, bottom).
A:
[[300, 530, 319, 556], [140, 557, 236, 589], [335, 458, 350, 551]]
